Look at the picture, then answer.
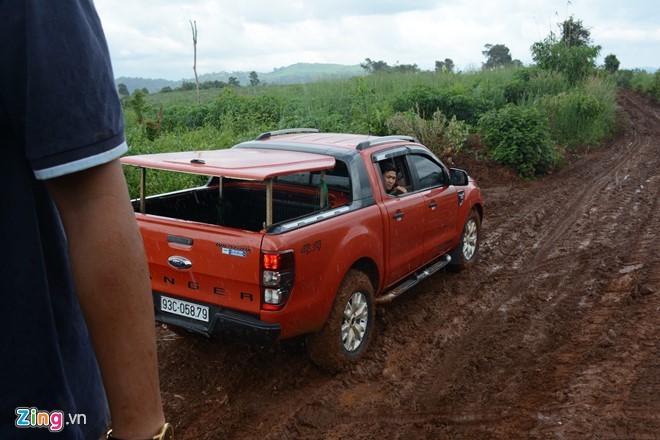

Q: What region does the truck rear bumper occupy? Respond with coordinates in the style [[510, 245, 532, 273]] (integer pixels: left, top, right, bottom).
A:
[[153, 292, 281, 343]]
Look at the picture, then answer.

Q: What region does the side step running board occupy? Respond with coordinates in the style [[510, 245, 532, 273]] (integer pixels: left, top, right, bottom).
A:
[[375, 254, 451, 304]]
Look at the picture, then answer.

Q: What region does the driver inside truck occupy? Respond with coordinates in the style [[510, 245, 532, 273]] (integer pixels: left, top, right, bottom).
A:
[[380, 161, 408, 196]]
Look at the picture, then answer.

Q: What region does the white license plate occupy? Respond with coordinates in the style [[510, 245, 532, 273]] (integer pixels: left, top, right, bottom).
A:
[[160, 296, 209, 322]]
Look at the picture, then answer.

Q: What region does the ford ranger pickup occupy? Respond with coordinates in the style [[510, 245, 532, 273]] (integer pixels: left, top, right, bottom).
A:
[[121, 129, 484, 370]]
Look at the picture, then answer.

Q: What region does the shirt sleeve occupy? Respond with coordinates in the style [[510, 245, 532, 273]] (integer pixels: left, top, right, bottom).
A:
[[24, 0, 126, 180]]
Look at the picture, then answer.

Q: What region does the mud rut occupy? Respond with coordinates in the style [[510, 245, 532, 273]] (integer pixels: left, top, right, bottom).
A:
[[156, 90, 659, 440]]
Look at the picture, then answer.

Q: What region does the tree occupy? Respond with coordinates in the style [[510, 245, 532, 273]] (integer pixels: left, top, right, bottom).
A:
[[117, 83, 129, 96], [228, 76, 240, 87], [604, 54, 620, 73], [249, 71, 260, 86], [482, 44, 519, 70], [140, 87, 149, 95], [128, 90, 148, 125], [561, 16, 591, 47], [392, 63, 420, 74], [435, 58, 455, 73], [190, 20, 200, 104], [160, 86, 173, 93], [360, 58, 390, 74], [531, 17, 601, 84]]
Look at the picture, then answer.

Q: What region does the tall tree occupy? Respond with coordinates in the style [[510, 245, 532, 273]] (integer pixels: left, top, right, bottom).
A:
[[249, 71, 260, 86], [561, 16, 591, 47], [392, 63, 420, 74], [117, 83, 129, 96], [435, 58, 455, 73], [190, 20, 200, 104], [482, 44, 513, 69], [228, 76, 240, 87], [531, 16, 601, 84], [603, 54, 620, 73], [360, 58, 390, 74]]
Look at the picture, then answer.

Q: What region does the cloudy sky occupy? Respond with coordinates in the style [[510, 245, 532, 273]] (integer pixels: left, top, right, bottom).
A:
[[93, 0, 659, 80]]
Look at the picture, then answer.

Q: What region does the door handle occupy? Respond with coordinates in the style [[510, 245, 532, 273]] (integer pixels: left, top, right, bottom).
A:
[[393, 212, 405, 221], [428, 201, 438, 210]]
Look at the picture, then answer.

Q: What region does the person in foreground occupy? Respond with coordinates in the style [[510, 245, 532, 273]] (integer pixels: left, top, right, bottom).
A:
[[0, 1, 169, 439]]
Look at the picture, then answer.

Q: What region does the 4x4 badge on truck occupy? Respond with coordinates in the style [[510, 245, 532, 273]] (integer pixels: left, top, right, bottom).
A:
[[168, 256, 192, 270]]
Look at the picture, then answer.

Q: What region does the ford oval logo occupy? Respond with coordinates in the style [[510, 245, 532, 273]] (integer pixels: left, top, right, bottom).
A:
[[168, 256, 192, 270]]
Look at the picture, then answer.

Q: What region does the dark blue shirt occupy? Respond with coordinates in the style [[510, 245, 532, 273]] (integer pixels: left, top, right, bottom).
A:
[[0, 1, 127, 438]]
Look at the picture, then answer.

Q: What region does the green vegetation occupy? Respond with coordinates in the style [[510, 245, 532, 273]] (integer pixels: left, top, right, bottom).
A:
[[121, 15, 657, 194], [478, 104, 559, 177]]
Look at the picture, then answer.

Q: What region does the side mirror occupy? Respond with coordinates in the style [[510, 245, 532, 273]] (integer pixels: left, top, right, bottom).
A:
[[449, 168, 469, 186]]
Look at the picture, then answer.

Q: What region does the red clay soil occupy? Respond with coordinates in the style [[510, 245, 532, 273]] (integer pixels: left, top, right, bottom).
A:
[[156, 90, 659, 439]]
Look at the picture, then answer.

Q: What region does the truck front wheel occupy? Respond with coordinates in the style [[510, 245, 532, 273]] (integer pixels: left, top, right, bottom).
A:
[[449, 209, 481, 272], [307, 270, 375, 372]]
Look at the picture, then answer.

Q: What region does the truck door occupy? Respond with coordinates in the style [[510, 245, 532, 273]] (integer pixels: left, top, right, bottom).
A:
[[374, 156, 426, 285], [406, 154, 458, 263], [382, 193, 426, 285]]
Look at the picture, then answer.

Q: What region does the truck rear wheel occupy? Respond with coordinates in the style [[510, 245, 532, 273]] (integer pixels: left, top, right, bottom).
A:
[[449, 209, 481, 272], [307, 269, 375, 372]]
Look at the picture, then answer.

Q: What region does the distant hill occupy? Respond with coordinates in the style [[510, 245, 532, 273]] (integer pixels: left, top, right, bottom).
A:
[[116, 62, 365, 94]]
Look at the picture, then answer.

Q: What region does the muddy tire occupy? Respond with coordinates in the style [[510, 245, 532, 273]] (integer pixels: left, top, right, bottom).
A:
[[307, 270, 375, 372], [449, 209, 481, 272]]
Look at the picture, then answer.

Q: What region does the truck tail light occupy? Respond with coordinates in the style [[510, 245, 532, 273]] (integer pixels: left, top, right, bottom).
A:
[[261, 251, 294, 311]]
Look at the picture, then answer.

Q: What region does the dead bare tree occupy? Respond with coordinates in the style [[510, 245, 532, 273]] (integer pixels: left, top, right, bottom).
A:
[[190, 19, 200, 104]]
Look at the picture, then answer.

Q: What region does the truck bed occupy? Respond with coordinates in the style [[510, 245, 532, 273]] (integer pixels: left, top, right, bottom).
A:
[[134, 183, 349, 232]]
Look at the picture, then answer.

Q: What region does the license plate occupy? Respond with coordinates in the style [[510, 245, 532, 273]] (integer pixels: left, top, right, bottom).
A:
[[160, 296, 209, 322]]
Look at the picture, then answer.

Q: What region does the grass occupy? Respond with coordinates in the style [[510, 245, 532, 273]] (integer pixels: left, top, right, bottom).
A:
[[123, 66, 623, 193]]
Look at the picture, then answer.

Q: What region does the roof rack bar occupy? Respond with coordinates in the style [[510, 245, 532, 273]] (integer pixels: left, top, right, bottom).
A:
[[356, 135, 419, 151], [255, 128, 319, 141]]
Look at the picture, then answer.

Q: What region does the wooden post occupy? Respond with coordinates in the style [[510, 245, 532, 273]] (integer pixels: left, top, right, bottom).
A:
[[265, 179, 273, 227], [320, 170, 327, 208], [139, 167, 146, 214]]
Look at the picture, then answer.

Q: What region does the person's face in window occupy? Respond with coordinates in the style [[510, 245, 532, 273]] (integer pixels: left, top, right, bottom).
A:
[[383, 170, 397, 192]]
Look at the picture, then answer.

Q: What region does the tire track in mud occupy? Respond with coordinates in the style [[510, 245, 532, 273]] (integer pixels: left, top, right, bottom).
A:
[[404, 93, 654, 382], [405, 90, 660, 438], [157, 91, 660, 439]]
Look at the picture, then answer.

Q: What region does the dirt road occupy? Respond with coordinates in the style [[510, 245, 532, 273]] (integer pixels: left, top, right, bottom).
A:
[[157, 90, 659, 439]]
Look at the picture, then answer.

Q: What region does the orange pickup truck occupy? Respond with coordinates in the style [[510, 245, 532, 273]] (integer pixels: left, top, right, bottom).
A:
[[121, 129, 484, 370]]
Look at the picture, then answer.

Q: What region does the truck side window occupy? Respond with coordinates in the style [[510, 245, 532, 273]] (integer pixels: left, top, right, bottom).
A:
[[409, 155, 447, 190]]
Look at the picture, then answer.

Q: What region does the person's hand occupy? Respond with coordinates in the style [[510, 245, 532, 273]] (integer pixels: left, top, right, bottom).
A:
[[393, 186, 407, 195]]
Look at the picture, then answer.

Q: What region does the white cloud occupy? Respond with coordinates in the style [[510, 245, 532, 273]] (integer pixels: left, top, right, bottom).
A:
[[94, 0, 660, 79]]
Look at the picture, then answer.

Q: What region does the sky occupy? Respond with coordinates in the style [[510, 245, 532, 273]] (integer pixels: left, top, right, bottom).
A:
[[93, 0, 660, 80]]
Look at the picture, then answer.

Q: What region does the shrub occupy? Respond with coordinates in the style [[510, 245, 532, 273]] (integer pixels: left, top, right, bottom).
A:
[[541, 78, 617, 148], [651, 70, 660, 102], [386, 108, 470, 157], [478, 104, 560, 177], [391, 85, 485, 125]]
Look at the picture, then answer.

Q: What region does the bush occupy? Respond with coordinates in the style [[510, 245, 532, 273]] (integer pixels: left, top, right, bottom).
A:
[[541, 78, 617, 148], [478, 104, 560, 177], [391, 85, 486, 125], [651, 70, 660, 102], [386, 108, 470, 157], [503, 68, 571, 104]]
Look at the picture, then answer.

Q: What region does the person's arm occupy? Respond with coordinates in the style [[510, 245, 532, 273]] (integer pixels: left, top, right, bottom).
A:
[[45, 159, 165, 439]]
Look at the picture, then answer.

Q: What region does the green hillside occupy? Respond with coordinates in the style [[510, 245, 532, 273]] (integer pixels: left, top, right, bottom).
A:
[[116, 62, 365, 93]]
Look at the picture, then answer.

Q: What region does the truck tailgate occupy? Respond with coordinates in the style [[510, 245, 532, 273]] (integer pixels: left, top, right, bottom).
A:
[[138, 215, 263, 315]]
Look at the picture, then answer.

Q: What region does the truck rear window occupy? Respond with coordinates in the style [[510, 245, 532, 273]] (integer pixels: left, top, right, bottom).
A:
[[274, 160, 350, 193]]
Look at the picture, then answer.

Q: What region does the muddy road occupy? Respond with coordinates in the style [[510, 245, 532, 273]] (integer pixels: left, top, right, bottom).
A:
[[156, 90, 659, 439]]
